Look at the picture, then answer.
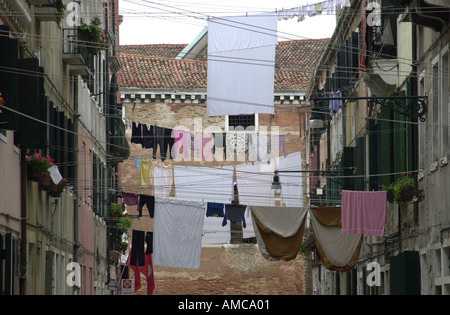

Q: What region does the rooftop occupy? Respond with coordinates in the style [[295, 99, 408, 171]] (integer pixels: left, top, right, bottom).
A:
[[119, 38, 329, 91]]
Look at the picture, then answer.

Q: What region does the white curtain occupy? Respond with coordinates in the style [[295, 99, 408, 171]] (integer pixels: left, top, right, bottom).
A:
[[207, 14, 278, 116]]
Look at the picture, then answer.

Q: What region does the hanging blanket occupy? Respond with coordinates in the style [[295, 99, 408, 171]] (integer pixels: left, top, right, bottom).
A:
[[310, 206, 363, 272], [341, 190, 387, 236], [250, 205, 308, 261], [153, 197, 206, 269]]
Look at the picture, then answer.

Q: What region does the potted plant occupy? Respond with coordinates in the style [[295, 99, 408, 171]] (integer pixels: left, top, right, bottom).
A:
[[383, 174, 414, 209], [78, 17, 109, 55], [117, 215, 132, 237], [110, 202, 132, 238], [111, 202, 123, 217], [49, 178, 68, 197], [26, 153, 54, 181]]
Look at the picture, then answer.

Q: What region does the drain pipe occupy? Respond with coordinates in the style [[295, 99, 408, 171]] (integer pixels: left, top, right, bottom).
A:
[[19, 148, 27, 295]]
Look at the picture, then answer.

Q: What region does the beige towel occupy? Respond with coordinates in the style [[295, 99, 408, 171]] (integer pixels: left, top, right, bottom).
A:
[[251, 206, 308, 261], [310, 206, 362, 271]]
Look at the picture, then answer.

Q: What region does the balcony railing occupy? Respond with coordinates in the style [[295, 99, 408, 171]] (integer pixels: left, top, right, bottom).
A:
[[63, 28, 95, 90]]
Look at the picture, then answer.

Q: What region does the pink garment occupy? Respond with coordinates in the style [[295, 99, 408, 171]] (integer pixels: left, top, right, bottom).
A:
[[122, 192, 139, 210], [341, 190, 387, 236], [173, 130, 191, 160]]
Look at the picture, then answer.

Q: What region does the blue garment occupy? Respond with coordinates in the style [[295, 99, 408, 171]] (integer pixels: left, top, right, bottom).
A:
[[222, 204, 247, 228], [329, 91, 342, 114], [206, 202, 225, 217]]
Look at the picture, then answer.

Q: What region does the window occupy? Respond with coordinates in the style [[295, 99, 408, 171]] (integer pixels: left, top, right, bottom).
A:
[[227, 114, 256, 130]]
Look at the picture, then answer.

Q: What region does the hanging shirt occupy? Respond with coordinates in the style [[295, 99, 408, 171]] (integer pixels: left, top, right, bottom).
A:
[[206, 202, 225, 217], [222, 204, 247, 228], [122, 192, 139, 210]]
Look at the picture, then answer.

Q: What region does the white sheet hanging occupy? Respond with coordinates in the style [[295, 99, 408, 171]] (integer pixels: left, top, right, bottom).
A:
[[202, 214, 231, 245], [235, 162, 276, 239], [207, 14, 278, 116], [235, 162, 275, 207], [173, 166, 234, 244], [153, 197, 206, 269], [276, 152, 304, 207], [173, 165, 234, 203]]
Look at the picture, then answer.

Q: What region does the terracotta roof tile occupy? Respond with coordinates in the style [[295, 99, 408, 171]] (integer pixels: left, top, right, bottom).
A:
[[119, 38, 329, 91], [120, 54, 207, 89], [120, 44, 186, 58]]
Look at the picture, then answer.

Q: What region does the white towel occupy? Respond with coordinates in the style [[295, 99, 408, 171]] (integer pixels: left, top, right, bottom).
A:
[[153, 197, 206, 269]]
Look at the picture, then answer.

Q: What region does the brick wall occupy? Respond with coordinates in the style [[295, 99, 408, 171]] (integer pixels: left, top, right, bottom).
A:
[[131, 245, 312, 295]]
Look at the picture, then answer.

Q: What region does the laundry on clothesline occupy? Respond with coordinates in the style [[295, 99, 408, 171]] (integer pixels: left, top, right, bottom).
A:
[[153, 197, 206, 269], [310, 206, 363, 271], [126, 230, 155, 295], [277, 0, 352, 22], [251, 205, 308, 261], [341, 190, 387, 236], [131, 120, 287, 162], [222, 204, 248, 228]]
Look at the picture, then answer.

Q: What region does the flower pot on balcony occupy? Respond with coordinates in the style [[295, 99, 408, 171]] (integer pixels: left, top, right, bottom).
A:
[[28, 169, 45, 182], [48, 179, 67, 197], [401, 187, 414, 201], [48, 183, 62, 197], [39, 173, 52, 191]]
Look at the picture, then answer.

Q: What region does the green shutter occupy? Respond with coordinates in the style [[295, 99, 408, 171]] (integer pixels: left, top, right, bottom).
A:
[[15, 59, 47, 147], [0, 26, 20, 130], [45, 250, 54, 295], [390, 251, 420, 295]]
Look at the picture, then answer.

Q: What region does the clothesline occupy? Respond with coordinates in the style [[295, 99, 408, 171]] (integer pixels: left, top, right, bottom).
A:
[[277, 0, 352, 22]]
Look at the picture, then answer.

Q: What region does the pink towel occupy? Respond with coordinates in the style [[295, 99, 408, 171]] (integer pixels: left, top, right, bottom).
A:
[[341, 190, 387, 236]]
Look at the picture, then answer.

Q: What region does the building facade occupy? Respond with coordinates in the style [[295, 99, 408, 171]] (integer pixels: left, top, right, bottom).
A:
[[0, 0, 127, 295], [306, 0, 450, 295]]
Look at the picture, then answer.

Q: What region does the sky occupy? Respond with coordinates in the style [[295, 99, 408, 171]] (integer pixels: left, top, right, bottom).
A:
[[118, 0, 337, 45]]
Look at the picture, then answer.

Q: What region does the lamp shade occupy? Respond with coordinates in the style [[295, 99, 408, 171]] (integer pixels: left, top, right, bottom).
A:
[[271, 173, 281, 191], [309, 106, 325, 128]]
